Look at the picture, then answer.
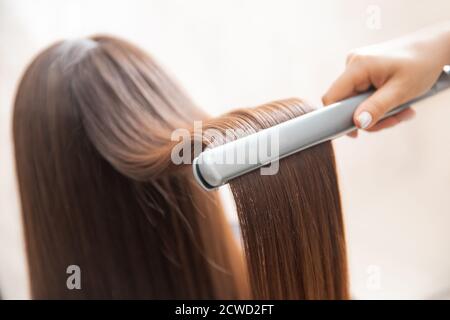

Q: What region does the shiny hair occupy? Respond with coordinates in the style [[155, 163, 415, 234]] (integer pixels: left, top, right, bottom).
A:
[[13, 36, 348, 299]]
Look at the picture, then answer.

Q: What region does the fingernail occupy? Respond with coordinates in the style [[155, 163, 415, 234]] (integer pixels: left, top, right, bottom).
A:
[[357, 111, 372, 129]]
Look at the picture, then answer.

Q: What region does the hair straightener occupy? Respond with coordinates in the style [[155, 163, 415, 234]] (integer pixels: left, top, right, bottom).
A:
[[193, 67, 450, 190]]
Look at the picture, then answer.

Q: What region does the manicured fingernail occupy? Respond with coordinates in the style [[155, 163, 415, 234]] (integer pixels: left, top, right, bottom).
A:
[[357, 111, 372, 129]]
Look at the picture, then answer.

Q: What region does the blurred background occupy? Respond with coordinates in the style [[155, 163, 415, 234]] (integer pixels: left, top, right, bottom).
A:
[[1, 0, 450, 299]]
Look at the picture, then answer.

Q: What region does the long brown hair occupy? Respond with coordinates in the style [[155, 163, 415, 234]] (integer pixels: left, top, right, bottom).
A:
[[13, 36, 348, 299]]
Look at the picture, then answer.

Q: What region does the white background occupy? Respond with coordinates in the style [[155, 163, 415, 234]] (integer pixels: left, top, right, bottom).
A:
[[1, 0, 450, 299]]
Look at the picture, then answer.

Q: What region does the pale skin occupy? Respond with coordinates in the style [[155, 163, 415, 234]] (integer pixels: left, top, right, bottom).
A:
[[323, 21, 450, 138]]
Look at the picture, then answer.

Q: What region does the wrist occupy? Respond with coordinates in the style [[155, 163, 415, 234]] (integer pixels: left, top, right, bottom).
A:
[[411, 21, 450, 67], [439, 22, 450, 65], [428, 21, 450, 66]]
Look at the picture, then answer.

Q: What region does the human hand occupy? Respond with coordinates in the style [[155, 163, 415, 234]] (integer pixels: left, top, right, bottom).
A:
[[322, 22, 450, 137]]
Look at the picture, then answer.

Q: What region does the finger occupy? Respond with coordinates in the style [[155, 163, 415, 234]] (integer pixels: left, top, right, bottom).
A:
[[322, 65, 370, 105], [366, 107, 416, 132], [354, 80, 407, 130]]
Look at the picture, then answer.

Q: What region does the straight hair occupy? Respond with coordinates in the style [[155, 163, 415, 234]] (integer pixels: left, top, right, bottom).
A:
[[13, 36, 348, 299]]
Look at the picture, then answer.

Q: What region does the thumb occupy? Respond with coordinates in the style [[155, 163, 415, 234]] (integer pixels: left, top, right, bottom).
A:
[[354, 80, 406, 129]]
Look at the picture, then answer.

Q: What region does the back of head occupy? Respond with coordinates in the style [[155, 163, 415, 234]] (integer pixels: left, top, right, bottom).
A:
[[13, 36, 247, 299]]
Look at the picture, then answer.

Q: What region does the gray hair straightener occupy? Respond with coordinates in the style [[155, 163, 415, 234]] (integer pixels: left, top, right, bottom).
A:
[[193, 66, 450, 190]]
